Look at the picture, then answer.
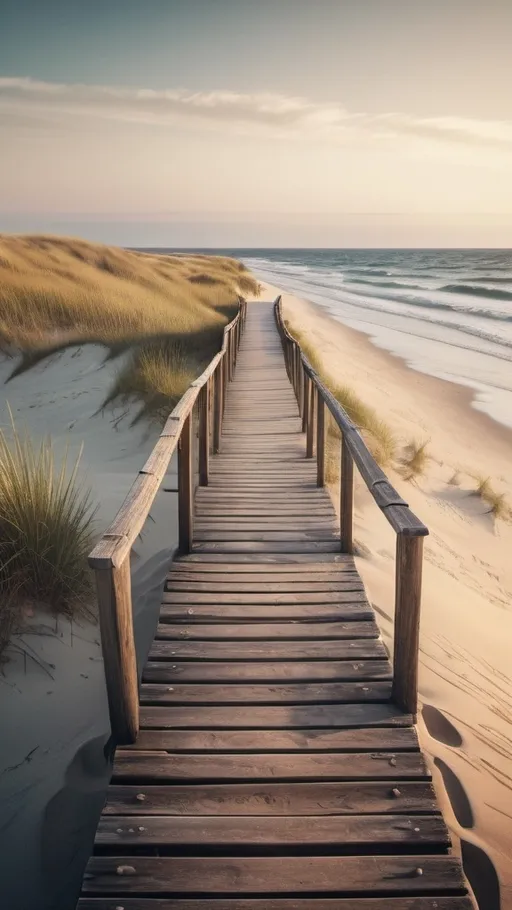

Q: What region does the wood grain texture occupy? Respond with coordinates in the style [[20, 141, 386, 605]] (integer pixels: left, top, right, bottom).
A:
[[78, 301, 466, 908], [82, 855, 466, 895]]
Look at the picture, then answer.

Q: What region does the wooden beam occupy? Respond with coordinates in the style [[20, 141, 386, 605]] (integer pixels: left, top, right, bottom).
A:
[[340, 434, 354, 554], [178, 414, 193, 553], [94, 558, 139, 745], [392, 534, 424, 717]]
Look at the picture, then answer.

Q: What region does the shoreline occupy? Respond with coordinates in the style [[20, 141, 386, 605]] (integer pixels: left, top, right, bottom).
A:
[[259, 277, 512, 450], [259, 279, 512, 910]]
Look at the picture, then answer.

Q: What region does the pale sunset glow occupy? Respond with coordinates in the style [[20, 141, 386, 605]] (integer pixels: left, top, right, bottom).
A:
[[1, 0, 512, 246]]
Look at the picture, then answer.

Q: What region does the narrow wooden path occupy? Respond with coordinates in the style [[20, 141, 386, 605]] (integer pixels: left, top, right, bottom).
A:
[[79, 302, 472, 908]]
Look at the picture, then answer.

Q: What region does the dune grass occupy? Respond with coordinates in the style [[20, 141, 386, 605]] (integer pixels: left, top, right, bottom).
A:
[[0, 414, 96, 656], [470, 474, 511, 522], [285, 322, 396, 467], [398, 439, 430, 482], [0, 235, 259, 423]]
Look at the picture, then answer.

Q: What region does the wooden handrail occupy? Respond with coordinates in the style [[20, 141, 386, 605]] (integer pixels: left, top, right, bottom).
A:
[[90, 297, 247, 744], [274, 296, 428, 718]]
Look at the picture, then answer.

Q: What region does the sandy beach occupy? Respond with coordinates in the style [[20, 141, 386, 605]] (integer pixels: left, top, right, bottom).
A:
[[0, 345, 179, 909], [260, 279, 512, 909]]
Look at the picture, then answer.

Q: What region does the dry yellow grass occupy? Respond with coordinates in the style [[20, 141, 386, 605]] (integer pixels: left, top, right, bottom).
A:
[[398, 439, 430, 482], [285, 321, 396, 467], [0, 234, 259, 421]]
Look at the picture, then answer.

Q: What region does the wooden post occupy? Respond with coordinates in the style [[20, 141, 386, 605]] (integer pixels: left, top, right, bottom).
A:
[[94, 557, 139, 745], [178, 413, 193, 552], [213, 362, 222, 453], [298, 359, 304, 418], [317, 393, 325, 486], [302, 373, 309, 433], [198, 381, 209, 486], [392, 534, 424, 717], [306, 383, 316, 457], [222, 351, 228, 415], [340, 434, 354, 553]]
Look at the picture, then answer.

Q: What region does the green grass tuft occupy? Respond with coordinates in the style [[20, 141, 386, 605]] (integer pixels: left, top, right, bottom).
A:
[[0, 413, 96, 655]]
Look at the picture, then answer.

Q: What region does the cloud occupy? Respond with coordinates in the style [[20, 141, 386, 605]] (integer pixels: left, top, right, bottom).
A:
[[2, 76, 512, 149]]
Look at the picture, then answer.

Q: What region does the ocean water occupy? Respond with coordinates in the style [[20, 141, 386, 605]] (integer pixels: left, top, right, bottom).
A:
[[215, 249, 512, 431]]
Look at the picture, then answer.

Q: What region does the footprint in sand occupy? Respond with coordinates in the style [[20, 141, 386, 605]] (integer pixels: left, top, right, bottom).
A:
[[461, 840, 500, 910], [422, 704, 463, 747], [434, 757, 474, 829]]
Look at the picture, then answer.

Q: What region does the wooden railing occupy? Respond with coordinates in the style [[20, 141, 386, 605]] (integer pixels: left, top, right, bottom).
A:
[[274, 297, 428, 718], [89, 299, 247, 745]]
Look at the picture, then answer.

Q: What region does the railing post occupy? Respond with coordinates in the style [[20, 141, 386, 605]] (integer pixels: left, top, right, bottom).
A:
[[392, 534, 424, 717], [94, 557, 139, 745], [307, 383, 316, 457], [317, 393, 325, 486], [222, 351, 228, 415], [198, 380, 209, 486], [340, 434, 354, 553], [302, 372, 309, 433], [178, 413, 193, 552], [213, 360, 222, 453]]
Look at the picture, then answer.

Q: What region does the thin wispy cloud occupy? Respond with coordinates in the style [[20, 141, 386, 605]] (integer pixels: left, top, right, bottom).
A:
[[2, 76, 512, 150]]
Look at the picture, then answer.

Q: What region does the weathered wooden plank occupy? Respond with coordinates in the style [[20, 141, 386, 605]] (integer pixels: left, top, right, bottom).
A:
[[139, 680, 392, 705], [77, 897, 476, 909], [103, 780, 440, 817], [169, 561, 356, 574], [113, 750, 427, 782], [195, 525, 339, 549], [159, 604, 373, 623], [174, 552, 353, 564], [191, 542, 342, 553], [165, 578, 360, 590], [138, 703, 411, 730], [82, 855, 467, 895], [142, 659, 391, 683], [96, 813, 448, 848], [162, 590, 366, 604], [123, 726, 417, 753], [155, 621, 378, 640], [148, 639, 388, 662]]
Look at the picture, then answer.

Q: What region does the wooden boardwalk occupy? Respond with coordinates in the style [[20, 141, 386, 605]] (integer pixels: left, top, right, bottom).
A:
[[79, 302, 472, 908]]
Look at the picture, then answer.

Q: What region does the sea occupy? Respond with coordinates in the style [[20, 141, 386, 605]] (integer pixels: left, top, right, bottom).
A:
[[183, 248, 512, 431]]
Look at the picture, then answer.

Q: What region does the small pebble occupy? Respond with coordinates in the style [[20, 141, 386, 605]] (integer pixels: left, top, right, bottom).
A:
[[136, 793, 146, 802], [116, 828, 123, 834], [415, 867, 423, 877], [138, 826, 146, 832], [414, 826, 420, 832], [116, 865, 135, 876], [168, 687, 174, 692], [391, 787, 401, 798], [389, 757, 397, 766]]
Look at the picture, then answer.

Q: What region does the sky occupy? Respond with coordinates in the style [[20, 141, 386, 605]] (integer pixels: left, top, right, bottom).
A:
[[1, 0, 512, 247]]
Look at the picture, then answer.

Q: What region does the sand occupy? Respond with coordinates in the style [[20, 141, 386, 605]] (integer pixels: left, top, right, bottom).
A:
[[266, 280, 512, 909], [0, 345, 180, 909]]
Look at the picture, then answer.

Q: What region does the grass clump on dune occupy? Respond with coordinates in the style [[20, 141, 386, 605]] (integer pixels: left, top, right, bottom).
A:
[[398, 439, 430, 482], [471, 474, 511, 522], [286, 322, 396, 467], [0, 235, 260, 423], [0, 415, 95, 656]]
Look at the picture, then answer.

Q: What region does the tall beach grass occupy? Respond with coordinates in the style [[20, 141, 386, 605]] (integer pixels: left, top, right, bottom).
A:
[[0, 235, 259, 423], [0, 415, 95, 655]]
